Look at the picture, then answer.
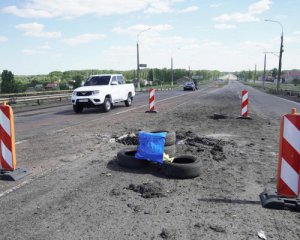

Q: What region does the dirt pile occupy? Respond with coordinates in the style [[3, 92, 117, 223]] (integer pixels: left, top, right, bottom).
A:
[[127, 181, 167, 198]]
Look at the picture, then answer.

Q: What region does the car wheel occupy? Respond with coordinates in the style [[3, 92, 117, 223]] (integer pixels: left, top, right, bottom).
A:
[[138, 129, 176, 146], [117, 148, 149, 169], [73, 105, 83, 113], [164, 145, 176, 158], [162, 155, 201, 179], [103, 97, 112, 112], [125, 94, 132, 107]]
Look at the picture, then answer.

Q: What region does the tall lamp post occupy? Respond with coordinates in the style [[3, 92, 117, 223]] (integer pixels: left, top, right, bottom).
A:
[[136, 27, 151, 91], [265, 19, 284, 93], [171, 47, 180, 87]]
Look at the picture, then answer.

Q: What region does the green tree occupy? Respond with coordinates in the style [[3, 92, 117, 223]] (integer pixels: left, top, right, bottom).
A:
[[272, 68, 278, 79], [73, 75, 84, 89], [1, 70, 15, 93]]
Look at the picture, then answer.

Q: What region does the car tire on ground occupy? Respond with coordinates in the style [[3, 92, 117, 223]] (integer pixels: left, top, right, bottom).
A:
[[117, 148, 149, 169], [103, 97, 112, 112], [162, 155, 201, 179], [125, 93, 132, 107], [140, 129, 176, 146], [73, 105, 83, 113], [164, 145, 176, 158]]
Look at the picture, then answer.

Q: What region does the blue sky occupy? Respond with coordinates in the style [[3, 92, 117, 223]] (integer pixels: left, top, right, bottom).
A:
[[0, 0, 299, 75]]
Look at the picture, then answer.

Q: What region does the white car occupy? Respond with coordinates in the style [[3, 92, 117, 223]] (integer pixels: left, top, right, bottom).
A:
[[71, 74, 135, 113]]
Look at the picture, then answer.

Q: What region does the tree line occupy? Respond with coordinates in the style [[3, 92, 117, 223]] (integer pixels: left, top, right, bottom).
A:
[[1, 68, 221, 94]]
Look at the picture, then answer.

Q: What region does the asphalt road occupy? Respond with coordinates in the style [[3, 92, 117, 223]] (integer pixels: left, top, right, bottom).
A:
[[228, 81, 300, 118], [1, 81, 300, 240], [13, 88, 208, 142]]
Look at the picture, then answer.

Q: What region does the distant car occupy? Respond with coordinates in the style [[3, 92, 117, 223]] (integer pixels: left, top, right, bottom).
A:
[[183, 82, 196, 91]]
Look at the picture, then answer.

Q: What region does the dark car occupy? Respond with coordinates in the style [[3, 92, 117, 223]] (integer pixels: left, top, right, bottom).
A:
[[183, 82, 196, 91]]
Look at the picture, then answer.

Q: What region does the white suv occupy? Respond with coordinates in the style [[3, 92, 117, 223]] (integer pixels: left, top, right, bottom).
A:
[[71, 74, 135, 113]]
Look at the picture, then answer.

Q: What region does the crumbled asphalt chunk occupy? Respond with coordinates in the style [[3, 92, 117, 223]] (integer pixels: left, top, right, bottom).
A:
[[115, 133, 138, 145], [127, 203, 143, 213], [128, 181, 166, 199], [160, 228, 176, 239], [210, 113, 228, 120], [209, 225, 226, 233], [110, 188, 121, 196]]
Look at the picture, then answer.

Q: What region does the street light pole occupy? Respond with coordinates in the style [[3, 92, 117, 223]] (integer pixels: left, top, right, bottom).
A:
[[263, 52, 266, 89], [136, 27, 151, 91], [171, 56, 173, 86], [265, 19, 284, 93], [171, 47, 180, 87]]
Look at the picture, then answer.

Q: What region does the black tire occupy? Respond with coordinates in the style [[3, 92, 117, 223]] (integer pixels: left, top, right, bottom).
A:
[[103, 97, 112, 112], [140, 129, 176, 146], [164, 145, 176, 158], [117, 148, 149, 169], [162, 155, 201, 179], [125, 93, 132, 107], [73, 105, 83, 113]]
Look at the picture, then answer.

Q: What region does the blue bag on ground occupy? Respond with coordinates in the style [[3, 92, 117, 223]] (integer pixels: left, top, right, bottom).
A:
[[135, 131, 167, 164]]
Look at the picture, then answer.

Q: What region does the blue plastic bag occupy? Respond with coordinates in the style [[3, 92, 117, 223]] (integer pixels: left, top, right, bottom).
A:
[[135, 131, 167, 164]]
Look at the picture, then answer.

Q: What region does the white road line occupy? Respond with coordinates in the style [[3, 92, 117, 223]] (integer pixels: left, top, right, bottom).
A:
[[54, 89, 206, 133]]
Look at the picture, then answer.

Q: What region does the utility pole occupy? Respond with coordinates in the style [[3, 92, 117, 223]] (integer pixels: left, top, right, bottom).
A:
[[254, 64, 257, 85], [136, 28, 151, 91], [171, 57, 173, 86], [265, 19, 284, 93], [263, 52, 266, 90]]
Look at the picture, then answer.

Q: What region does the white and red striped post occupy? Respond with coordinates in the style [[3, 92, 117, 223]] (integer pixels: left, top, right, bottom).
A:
[[146, 87, 157, 113], [0, 101, 17, 171], [240, 89, 249, 117], [277, 108, 300, 197]]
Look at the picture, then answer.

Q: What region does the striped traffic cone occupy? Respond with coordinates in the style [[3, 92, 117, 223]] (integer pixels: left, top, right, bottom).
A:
[[146, 87, 157, 113], [0, 101, 30, 181], [237, 90, 252, 119], [260, 108, 300, 211]]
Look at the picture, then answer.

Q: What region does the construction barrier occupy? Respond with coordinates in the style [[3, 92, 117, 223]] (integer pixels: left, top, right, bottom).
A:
[[146, 87, 157, 113], [0, 101, 16, 171], [241, 89, 249, 117], [277, 108, 300, 197], [260, 108, 300, 211]]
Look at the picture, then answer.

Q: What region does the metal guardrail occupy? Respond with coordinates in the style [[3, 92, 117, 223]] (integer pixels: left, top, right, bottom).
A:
[[0, 93, 71, 106], [0, 87, 179, 108]]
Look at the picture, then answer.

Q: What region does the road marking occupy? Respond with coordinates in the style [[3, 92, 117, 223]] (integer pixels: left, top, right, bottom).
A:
[[54, 89, 207, 133], [0, 180, 30, 198], [15, 140, 28, 145]]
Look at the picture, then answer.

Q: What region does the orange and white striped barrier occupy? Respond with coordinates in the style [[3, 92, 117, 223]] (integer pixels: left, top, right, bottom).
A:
[[277, 108, 300, 197], [260, 108, 300, 211], [0, 101, 16, 171], [0, 102, 30, 181], [241, 90, 249, 117], [146, 87, 157, 113]]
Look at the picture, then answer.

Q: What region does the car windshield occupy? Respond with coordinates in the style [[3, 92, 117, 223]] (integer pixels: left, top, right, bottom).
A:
[[84, 76, 111, 86]]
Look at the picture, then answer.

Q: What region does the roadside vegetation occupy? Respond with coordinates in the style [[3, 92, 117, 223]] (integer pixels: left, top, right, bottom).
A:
[[0, 69, 221, 95]]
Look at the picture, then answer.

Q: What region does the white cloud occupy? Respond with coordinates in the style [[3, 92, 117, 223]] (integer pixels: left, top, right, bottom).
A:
[[214, 0, 272, 23], [178, 6, 199, 13], [214, 24, 236, 29], [2, 0, 197, 18], [293, 31, 300, 35], [112, 24, 173, 36], [15, 22, 61, 38], [0, 36, 8, 42], [209, 3, 222, 8], [22, 49, 45, 55], [22, 44, 52, 55], [63, 33, 106, 46], [248, 0, 272, 14]]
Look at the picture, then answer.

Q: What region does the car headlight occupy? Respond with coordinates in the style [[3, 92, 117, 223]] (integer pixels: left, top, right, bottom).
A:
[[72, 91, 77, 96], [92, 90, 100, 95]]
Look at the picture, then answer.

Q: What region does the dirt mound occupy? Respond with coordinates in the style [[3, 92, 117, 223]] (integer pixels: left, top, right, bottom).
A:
[[127, 181, 167, 199], [115, 133, 138, 145]]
